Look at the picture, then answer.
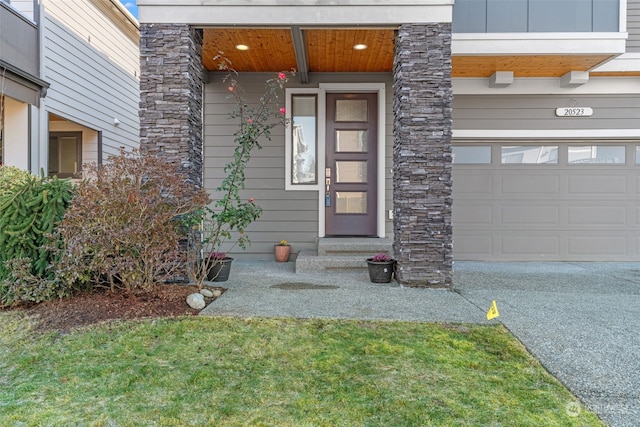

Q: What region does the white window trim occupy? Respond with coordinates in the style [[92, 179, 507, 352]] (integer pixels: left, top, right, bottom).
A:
[[285, 88, 325, 192]]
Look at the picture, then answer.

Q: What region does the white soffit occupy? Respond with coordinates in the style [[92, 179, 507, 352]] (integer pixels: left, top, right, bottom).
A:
[[591, 53, 640, 73], [452, 33, 627, 56], [453, 77, 640, 95], [137, 0, 454, 25]]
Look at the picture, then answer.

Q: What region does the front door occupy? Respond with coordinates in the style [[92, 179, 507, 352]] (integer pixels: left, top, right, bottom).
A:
[[325, 93, 377, 236]]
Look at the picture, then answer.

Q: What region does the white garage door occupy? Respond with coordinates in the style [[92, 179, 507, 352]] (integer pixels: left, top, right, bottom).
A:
[[452, 142, 640, 261]]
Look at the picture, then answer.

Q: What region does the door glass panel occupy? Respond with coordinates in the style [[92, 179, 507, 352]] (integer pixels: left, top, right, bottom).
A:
[[336, 161, 367, 183], [501, 146, 558, 164], [335, 192, 367, 214], [60, 137, 78, 174], [336, 130, 367, 152], [568, 146, 625, 164], [335, 99, 367, 122]]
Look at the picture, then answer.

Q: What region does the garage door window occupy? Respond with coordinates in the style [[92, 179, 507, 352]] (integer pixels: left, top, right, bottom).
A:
[[501, 146, 558, 164], [452, 146, 491, 164], [568, 146, 625, 164]]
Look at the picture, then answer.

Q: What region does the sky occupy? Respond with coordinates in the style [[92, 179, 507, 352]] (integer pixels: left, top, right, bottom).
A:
[[120, 1, 138, 19]]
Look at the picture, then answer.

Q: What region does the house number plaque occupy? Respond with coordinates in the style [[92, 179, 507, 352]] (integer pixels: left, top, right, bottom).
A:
[[555, 107, 593, 117]]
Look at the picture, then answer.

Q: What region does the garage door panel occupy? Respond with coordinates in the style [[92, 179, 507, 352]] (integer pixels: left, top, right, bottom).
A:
[[453, 203, 492, 224], [501, 205, 559, 224], [501, 235, 559, 256], [568, 236, 627, 255], [452, 234, 493, 258], [501, 174, 559, 194], [453, 173, 493, 194], [568, 175, 627, 194], [568, 206, 626, 225]]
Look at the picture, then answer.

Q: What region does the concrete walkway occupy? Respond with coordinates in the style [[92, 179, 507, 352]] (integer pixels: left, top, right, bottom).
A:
[[201, 260, 640, 427]]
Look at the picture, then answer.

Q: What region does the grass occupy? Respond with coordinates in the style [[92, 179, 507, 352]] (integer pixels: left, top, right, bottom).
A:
[[0, 313, 603, 427]]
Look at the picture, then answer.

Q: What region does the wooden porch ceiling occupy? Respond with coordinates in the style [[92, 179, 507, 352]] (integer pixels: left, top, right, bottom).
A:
[[201, 28, 616, 79]]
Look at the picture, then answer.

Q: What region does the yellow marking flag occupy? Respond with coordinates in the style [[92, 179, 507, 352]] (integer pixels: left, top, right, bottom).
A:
[[487, 300, 499, 320]]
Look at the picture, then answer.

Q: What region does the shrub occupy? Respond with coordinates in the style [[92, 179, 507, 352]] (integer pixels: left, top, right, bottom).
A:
[[0, 172, 74, 280], [0, 171, 75, 306], [0, 165, 32, 197], [56, 149, 210, 292]]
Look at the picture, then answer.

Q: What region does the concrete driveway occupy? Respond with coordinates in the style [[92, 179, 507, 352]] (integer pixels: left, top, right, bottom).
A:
[[202, 260, 640, 426], [454, 262, 640, 427]]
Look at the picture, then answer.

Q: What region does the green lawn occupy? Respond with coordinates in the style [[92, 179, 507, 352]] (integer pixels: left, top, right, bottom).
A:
[[0, 313, 602, 426]]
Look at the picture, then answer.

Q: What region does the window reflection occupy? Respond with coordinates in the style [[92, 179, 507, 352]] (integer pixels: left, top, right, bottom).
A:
[[501, 146, 558, 164], [568, 146, 625, 164], [291, 96, 317, 184]]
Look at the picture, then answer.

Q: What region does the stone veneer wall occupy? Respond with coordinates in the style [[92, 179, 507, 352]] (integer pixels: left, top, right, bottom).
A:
[[392, 23, 453, 287], [139, 24, 204, 187]]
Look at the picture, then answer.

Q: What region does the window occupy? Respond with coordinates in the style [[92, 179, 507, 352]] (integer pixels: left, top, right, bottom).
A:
[[49, 132, 82, 177], [501, 146, 558, 164], [452, 146, 491, 164], [290, 95, 317, 185], [568, 146, 625, 164]]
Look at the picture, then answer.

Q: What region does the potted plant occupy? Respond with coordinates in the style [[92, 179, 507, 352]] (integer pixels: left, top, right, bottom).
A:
[[366, 253, 396, 283], [274, 240, 291, 262], [206, 252, 233, 282]]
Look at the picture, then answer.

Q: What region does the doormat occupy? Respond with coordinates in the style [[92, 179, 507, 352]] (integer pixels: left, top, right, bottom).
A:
[[270, 282, 339, 290]]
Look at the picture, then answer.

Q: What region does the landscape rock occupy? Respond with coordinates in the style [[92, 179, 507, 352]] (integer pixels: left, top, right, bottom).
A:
[[200, 288, 214, 298], [212, 289, 223, 298], [186, 293, 205, 310]]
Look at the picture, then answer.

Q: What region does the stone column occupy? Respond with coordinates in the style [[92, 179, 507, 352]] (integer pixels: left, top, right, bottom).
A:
[[392, 23, 453, 287], [139, 24, 203, 187]]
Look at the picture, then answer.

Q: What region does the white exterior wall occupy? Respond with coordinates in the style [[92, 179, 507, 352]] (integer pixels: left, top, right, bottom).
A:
[[3, 97, 30, 169], [40, 0, 139, 167]]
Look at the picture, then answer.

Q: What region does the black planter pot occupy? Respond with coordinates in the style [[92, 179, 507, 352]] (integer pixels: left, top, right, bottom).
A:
[[366, 259, 395, 283], [207, 257, 234, 282]]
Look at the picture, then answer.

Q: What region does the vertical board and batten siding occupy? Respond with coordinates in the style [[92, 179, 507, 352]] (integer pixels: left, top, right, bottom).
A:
[[204, 73, 394, 258], [628, 0, 640, 52], [42, 0, 139, 158], [452, 94, 640, 261]]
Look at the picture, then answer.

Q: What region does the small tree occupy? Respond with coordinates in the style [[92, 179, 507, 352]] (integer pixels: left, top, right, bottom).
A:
[[57, 149, 209, 292], [186, 65, 289, 287]]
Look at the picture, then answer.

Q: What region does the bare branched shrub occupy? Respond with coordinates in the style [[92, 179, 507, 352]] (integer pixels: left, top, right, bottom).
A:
[[57, 149, 209, 292]]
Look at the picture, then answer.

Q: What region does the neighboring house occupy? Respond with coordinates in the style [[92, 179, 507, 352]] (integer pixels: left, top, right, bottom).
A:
[[137, 0, 640, 287], [0, 0, 139, 177]]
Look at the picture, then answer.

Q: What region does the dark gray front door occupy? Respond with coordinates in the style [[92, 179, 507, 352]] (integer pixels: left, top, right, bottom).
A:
[[325, 93, 377, 236]]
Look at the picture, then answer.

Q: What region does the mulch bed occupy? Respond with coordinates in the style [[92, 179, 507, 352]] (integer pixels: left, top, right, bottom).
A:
[[5, 284, 224, 334]]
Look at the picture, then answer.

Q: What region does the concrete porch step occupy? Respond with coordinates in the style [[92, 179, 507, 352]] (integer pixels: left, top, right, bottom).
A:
[[296, 238, 393, 273], [317, 237, 393, 256]]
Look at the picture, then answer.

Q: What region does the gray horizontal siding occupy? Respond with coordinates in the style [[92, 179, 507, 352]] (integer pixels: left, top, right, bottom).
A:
[[204, 72, 394, 258], [629, 0, 640, 52], [453, 95, 640, 131], [43, 1, 139, 158]]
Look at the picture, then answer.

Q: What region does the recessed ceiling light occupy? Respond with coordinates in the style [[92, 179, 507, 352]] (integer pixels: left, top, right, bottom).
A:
[[353, 44, 368, 51], [235, 44, 249, 51]]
